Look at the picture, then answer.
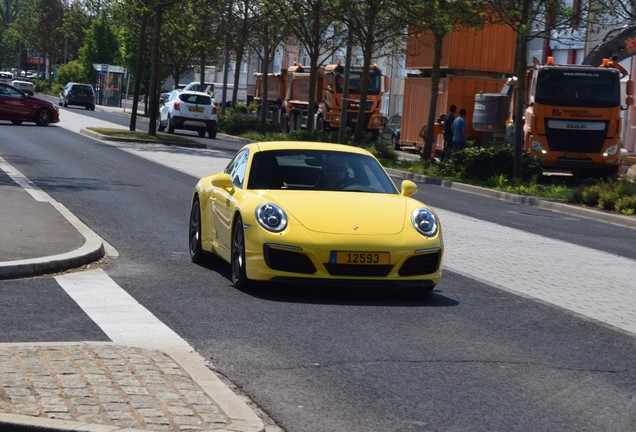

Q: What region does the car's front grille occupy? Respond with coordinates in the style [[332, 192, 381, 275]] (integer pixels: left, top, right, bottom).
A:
[[324, 264, 393, 277], [398, 251, 441, 276], [264, 246, 316, 274]]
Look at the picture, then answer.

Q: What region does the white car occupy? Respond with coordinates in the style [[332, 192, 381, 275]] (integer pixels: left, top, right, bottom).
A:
[[11, 80, 35, 95], [158, 90, 218, 138], [0, 71, 13, 84]]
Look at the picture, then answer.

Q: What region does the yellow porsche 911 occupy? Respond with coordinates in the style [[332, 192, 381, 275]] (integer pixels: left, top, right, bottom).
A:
[[189, 142, 443, 292]]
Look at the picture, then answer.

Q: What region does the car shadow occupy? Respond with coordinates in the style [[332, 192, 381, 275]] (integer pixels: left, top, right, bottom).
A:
[[194, 254, 457, 307]]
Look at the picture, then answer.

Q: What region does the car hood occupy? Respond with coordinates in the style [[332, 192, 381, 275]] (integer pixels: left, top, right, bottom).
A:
[[266, 191, 409, 235], [28, 95, 56, 106]]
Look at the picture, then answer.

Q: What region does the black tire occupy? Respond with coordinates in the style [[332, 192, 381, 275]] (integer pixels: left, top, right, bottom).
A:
[[85, 105, 90, 110], [34, 109, 52, 126], [90, 105, 95, 111], [158, 121, 165, 132], [189, 198, 204, 263], [208, 128, 217, 139], [293, 112, 302, 130], [63, 101, 68, 107], [168, 117, 175, 134], [11, 120, 23, 125], [281, 113, 289, 133], [231, 216, 250, 289], [197, 130, 206, 137]]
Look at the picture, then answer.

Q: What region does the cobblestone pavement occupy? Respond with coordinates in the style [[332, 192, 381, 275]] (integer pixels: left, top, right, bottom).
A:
[[0, 343, 236, 431]]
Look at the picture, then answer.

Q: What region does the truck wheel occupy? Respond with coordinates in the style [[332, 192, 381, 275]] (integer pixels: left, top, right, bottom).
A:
[[281, 113, 289, 133], [292, 112, 301, 131]]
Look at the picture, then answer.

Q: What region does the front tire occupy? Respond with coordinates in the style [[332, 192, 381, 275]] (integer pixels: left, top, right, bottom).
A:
[[231, 216, 250, 289], [168, 117, 175, 134], [34, 109, 52, 126], [189, 198, 204, 263]]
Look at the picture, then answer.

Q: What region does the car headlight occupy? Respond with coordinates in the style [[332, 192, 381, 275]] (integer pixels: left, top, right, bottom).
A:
[[411, 208, 438, 237], [256, 203, 287, 232]]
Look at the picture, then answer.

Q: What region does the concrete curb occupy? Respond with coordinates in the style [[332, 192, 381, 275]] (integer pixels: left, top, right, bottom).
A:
[[386, 168, 636, 230], [0, 199, 105, 280], [80, 129, 207, 149]]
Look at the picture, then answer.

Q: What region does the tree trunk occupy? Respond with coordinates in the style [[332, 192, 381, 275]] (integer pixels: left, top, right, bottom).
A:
[[130, 13, 148, 132], [147, 8, 162, 136], [422, 31, 444, 161]]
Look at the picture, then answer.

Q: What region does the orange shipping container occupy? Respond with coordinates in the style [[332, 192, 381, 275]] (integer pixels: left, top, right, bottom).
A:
[[401, 75, 507, 149], [406, 24, 515, 74]]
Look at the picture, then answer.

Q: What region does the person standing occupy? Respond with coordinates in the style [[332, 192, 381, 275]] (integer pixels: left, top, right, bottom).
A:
[[449, 108, 467, 159], [442, 105, 456, 160]]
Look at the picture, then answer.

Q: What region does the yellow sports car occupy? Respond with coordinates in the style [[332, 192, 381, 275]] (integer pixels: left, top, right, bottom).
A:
[[189, 142, 443, 292]]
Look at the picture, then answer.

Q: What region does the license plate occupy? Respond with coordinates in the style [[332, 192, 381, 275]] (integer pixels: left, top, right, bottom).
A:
[[189, 106, 204, 112], [78, 93, 87, 97], [332, 251, 390, 265], [564, 153, 587, 159]]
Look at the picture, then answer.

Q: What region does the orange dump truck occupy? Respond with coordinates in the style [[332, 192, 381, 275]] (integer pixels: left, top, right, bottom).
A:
[[524, 61, 633, 175], [253, 71, 288, 129], [475, 58, 635, 176], [316, 63, 389, 137]]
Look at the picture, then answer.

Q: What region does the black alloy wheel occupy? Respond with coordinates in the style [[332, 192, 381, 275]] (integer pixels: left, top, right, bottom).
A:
[[189, 198, 203, 262]]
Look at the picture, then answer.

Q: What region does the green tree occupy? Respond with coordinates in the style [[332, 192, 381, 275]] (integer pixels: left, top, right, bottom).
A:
[[479, 0, 577, 177], [56, 59, 87, 84], [405, 0, 483, 161], [341, 0, 411, 144], [60, 0, 93, 63], [78, 14, 119, 82], [275, 0, 346, 132], [0, 0, 26, 68], [11, 0, 65, 86]]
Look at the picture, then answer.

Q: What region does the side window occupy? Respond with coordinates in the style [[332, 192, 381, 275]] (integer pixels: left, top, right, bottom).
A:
[[225, 148, 249, 188]]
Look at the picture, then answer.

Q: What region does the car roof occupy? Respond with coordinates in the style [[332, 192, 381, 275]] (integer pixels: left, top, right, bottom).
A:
[[250, 141, 373, 155]]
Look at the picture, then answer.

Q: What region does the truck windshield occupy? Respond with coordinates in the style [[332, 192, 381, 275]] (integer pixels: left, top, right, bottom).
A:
[[335, 72, 381, 95], [535, 68, 620, 107]]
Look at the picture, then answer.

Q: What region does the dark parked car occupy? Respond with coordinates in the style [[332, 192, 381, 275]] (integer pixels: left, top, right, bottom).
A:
[[59, 82, 96, 110], [381, 114, 402, 150], [0, 82, 59, 126]]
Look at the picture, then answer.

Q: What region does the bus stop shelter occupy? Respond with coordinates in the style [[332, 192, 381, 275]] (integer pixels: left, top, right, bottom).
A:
[[92, 64, 126, 107]]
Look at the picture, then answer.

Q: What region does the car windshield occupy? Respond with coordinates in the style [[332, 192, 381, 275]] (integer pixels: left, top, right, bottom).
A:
[[534, 68, 620, 107], [334, 72, 382, 95], [247, 149, 398, 193], [179, 93, 211, 105]]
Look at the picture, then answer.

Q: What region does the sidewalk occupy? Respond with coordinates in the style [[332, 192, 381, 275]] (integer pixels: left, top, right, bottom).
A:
[[0, 159, 267, 430]]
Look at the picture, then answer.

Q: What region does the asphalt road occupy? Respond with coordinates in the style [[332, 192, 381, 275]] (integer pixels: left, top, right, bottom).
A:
[[1, 108, 635, 432]]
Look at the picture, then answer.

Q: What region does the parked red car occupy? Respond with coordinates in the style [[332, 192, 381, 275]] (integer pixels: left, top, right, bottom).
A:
[[0, 82, 60, 126]]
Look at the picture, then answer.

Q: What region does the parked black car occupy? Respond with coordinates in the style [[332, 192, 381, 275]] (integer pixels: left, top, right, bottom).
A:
[[59, 82, 96, 110], [381, 114, 402, 150]]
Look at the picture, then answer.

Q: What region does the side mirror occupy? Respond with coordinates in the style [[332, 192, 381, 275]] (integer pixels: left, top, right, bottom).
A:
[[400, 179, 417, 197], [211, 173, 235, 192]]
